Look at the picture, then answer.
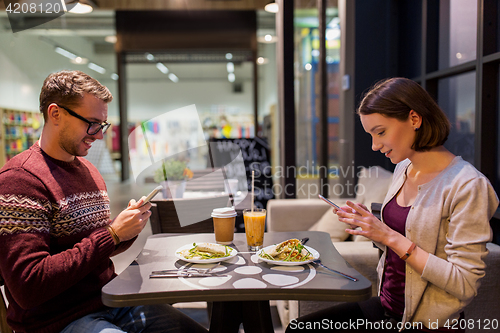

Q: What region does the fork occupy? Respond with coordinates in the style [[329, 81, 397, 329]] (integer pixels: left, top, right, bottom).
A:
[[313, 259, 358, 282], [203, 262, 221, 274]]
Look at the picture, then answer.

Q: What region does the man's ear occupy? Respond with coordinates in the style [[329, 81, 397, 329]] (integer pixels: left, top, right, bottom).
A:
[[46, 103, 62, 125]]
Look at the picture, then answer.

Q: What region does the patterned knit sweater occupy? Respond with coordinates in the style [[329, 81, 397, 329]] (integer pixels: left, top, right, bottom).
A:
[[0, 143, 133, 333]]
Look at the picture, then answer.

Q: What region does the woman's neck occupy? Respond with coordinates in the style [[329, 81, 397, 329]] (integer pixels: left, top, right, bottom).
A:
[[407, 146, 455, 177]]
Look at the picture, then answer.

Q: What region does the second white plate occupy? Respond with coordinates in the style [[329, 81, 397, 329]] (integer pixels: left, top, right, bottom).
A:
[[175, 243, 238, 264], [257, 244, 320, 266]]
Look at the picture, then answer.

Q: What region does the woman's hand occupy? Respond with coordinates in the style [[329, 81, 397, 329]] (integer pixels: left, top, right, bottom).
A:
[[332, 203, 368, 229], [335, 200, 398, 246]]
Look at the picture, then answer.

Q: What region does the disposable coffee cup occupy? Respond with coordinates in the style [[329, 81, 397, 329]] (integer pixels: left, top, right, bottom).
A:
[[211, 207, 237, 245]]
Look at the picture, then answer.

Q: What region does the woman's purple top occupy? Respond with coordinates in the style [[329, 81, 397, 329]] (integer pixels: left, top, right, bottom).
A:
[[380, 195, 411, 317]]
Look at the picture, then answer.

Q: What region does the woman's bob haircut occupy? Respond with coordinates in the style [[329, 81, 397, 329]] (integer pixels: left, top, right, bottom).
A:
[[357, 77, 451, 152]]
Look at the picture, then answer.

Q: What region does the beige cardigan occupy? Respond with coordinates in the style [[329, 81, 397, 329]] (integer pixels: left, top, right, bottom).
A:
[[376, 157, 498, 329]]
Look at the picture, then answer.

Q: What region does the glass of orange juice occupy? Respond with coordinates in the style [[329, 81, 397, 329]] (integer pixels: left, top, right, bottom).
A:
[[243, 208, 266, 251]]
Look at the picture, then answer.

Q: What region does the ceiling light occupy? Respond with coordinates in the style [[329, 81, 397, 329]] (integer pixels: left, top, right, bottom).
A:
[[54, 46, 77, 60], [257, 57, 269, 65], [228, 73, 235, 83], [88, 62, 106, 74], [145, 53, 155, 61], [70, 56, 88, 64], [156, 63, 169, 74], [257, 35, 277, 43], [225, 53, 233, 60], [111, 73, 119, 80], [226, 62, 234, 73], [66, 1, 94, 14], [264, 2, 278, 13], [168, 73, 179, 83], [105, 35, 117, 43]]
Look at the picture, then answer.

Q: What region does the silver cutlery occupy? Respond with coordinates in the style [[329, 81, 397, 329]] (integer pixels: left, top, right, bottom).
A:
[[151, 262, 222, 277], [312, 259, 358, 282], [150, 272, 228, 278], [203, 262, 221, 274]]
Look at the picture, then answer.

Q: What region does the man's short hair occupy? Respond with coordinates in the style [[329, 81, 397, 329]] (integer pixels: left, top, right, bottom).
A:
[[39, 70, 113, 121]]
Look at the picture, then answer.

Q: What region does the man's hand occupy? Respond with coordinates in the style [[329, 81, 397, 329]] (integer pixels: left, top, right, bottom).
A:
[[110, 197, 152, 242]]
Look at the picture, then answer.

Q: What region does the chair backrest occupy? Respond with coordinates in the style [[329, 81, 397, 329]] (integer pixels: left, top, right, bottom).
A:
[[371, 202, 382, 220], [0, 275, 13, 333], [150, 195, 229, 234]]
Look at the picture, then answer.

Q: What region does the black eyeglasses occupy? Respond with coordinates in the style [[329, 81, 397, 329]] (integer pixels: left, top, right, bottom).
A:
[[58, 105, 111, 135]]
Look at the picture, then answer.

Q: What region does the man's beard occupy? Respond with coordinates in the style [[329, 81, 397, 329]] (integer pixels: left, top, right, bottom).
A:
[[58, 127, 88, 157]]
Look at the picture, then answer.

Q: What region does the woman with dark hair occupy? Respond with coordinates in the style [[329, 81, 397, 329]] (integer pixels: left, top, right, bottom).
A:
[[286, 77, 498, 332]]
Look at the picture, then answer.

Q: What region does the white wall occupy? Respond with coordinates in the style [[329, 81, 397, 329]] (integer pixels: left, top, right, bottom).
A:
[[0, 31, 118, 115], [127, 79, 254, 122]]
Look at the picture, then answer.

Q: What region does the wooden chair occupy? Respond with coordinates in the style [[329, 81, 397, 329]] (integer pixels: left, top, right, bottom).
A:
[[150, 195, 230, 234], [0, 276, 13, 333]]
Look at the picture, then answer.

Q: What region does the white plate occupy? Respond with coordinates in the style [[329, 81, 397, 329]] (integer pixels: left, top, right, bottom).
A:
[[257, 244, 320, 266], [175, 243, 238, 264]]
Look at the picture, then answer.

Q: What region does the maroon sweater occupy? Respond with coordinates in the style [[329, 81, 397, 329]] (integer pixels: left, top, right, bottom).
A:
[[0, 143, 133, 333]]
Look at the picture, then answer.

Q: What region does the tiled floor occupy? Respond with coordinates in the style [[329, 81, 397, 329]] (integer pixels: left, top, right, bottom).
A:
[[104, 174, 284, 333]]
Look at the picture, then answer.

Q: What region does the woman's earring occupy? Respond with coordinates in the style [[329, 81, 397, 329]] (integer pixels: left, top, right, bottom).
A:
[[414, 127, 420, 131]]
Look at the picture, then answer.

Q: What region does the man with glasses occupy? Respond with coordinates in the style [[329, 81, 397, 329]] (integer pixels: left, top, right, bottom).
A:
[[0, 71, 207, 333]]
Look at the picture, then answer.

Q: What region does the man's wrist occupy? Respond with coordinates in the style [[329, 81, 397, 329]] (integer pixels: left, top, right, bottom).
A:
[[106, 225, 120, 245]]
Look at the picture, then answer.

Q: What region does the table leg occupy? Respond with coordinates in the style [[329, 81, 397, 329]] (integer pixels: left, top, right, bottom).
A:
[[208, 301, 274, 333], [209, 301, 242, 333], [241, 301, 274, 333]]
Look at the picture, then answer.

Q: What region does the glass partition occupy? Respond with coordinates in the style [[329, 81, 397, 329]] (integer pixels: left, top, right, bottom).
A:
[[438, 71, 476, 165], [294, 1, 340, 198], [439, 0, 477, 69]]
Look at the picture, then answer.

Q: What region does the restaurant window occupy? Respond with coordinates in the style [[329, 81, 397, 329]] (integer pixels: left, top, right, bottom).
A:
[[438, 0, 477, 69], [294, 0, 340, 198], [438, 71, 476, 165]]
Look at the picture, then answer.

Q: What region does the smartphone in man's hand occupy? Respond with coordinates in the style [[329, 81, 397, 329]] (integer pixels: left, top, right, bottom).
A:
[[140, 185, 163, 206]]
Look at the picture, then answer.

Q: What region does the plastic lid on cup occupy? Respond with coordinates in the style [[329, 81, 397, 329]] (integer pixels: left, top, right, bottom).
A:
[[211, 206, 237, 218]]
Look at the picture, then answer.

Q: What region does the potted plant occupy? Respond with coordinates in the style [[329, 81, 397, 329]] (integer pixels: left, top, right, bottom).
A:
[[153, 160, 194, 198]]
